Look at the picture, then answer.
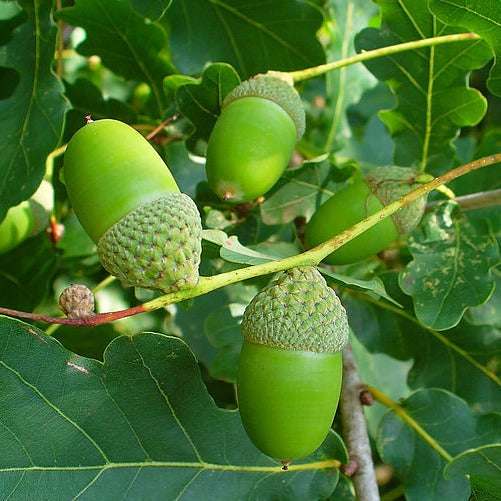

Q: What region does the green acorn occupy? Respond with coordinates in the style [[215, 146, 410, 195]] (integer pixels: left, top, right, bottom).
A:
[[205, 74, 305, 203], [63, 119, 202, 293], [305, 166, 427, 264], [237, 266, 349, 466], [0, 180, 53, 255]]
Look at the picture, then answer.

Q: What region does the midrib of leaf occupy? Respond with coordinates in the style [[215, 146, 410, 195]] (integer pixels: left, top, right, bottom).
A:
[[353, 293, 501, 388], [135, 344, 204, 464], [395, 2, 453, 172], [209, 0, 314, 66], [0, 361, 109, 463], [95, 0, 164, 115], [421, 34, 435, 172], [0, 459, 341, 473]]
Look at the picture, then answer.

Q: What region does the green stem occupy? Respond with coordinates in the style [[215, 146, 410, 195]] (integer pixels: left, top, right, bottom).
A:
[[144, 153, 500, 312], [1, 154, 499, 326], [367, 385, 454, 463], [288, 33, 480, 83]]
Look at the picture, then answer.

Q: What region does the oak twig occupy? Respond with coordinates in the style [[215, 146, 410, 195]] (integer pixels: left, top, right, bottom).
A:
[[0, 153, 499, 326], [340, 343, 380, 501], [426, 188, 501, 212]]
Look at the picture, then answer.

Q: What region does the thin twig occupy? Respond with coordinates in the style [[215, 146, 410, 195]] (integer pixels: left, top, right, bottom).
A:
[[426, 188, 501, 212], [145, 114, 179, 140], [340, 343, 380, 501]]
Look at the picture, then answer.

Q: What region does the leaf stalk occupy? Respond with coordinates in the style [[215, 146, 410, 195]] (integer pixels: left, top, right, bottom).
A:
[[366, 385, 453, 462], [287, 33, 480, 82]]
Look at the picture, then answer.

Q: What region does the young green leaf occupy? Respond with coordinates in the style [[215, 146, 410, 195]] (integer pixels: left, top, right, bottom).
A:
[[429, 0, 501, 96], [169, 63, 240, 152]]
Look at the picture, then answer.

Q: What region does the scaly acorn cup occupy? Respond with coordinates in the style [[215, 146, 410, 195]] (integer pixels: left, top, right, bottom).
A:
[[205, 74, 305, 203], [237, 266, 349, 466], [63, 119, 202, 293], [305, 166, 427, 265]]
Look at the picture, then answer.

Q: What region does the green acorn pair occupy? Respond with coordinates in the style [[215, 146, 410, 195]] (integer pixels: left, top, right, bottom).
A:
[[63, 119, 202, 293]]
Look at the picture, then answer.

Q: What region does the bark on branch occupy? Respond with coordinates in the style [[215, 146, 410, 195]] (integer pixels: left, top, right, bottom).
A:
[[340, 343, 380, 501]]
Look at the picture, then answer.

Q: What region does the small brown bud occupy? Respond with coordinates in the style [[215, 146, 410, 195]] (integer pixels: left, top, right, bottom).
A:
[[59, 284, 95, 318], [359, 387, 374, 406], [341, 458, 358, 477]]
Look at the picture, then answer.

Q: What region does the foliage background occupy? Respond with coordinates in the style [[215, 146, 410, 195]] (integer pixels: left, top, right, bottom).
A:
[[0, 0, 499, 499]]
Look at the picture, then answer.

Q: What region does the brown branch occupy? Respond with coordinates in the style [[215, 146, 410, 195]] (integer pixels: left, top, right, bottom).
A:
[[145, 114, 179, 140], [0, 304, 148, 326], [340, 343, 380, 501]]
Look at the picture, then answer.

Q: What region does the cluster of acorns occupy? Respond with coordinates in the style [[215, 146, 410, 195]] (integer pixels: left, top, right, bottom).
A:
[[55, 74, 426, 466]]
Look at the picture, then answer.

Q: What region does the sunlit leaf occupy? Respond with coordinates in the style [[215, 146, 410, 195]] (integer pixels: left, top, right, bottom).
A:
[[320, 0, 377, 150], [400, 202, 499, 330], [169, 63, 240, 152], [429, 0, 501, 95], [355, 1, 493, 173]]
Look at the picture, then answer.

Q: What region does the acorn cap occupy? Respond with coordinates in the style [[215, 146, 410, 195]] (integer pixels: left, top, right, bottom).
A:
[[222, 75, 305, 141], [97, 193, 202, 293], [241, 266, 349, 353], [366, 166, 427, 235]]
